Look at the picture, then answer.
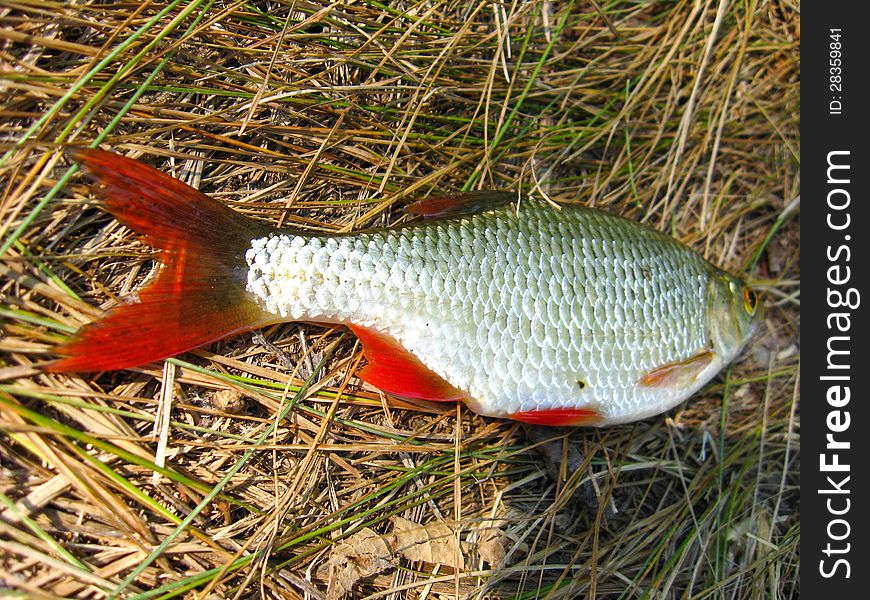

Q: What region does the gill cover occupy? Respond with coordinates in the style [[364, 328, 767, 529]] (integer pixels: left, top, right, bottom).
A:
[[705, 270, 760, 363]]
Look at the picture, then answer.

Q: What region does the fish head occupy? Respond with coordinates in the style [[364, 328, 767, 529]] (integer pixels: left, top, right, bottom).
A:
[[706, 270, 762, 362]]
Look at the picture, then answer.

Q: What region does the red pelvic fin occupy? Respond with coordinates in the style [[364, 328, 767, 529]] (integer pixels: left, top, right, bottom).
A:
[[638, 350, 714, 388], [348, 325, 465, 402], [508, 407, 602, 426], [406, 191, 516, 218], [47, 148, 275, 372]]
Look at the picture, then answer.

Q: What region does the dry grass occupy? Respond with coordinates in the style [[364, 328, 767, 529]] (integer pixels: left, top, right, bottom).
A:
[[0, 1, 798, 598]]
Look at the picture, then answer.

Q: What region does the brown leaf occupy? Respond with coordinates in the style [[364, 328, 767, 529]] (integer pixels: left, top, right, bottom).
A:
[[316, 528, 394, 600], [475, 528, 507, 567], [388, 516, 465, 569]]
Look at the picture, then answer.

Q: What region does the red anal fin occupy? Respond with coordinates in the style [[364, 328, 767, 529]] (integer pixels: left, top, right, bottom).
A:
[[47, 148, 275, 372], [509, 407, 602, 426], [406, 191, 516, 218], [348, 325, 465, 402], [638, 350, 715, 388]]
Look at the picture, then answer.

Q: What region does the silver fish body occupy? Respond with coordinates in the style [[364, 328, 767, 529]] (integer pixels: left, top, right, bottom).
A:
[[244, 200, 758, 425]]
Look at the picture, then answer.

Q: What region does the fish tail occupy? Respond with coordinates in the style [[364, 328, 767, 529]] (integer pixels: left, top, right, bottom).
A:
[[47, 148, 274, 372]]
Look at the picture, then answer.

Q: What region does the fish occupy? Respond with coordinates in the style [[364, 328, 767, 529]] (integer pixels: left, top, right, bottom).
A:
[[46, 148, 761, 426]]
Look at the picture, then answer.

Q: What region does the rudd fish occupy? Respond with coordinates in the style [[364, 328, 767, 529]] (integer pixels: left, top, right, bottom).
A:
[[47, 148, 760, 426]]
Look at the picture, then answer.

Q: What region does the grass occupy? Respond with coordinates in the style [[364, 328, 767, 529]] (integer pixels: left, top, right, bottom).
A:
[[0, 1, 798, 598]]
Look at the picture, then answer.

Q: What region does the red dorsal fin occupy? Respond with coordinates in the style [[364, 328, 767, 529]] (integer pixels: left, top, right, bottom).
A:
[[509, 407, 603, 427], [638, 350, 715, 388], [406, 191, 516, 218], [348, 325, 465, 402], [47, 148, 275, 372]]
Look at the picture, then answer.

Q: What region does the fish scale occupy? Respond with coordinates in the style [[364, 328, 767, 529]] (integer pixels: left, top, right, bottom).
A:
[[244, 201, 712, 423]]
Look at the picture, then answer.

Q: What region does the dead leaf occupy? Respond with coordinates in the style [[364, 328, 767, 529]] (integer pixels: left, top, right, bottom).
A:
[[388, 516, 465, 569], [317, 518, 470, 597], [475, 526, 507, 566], [316, 528, 394, 600], [471, 514, 529, 567]]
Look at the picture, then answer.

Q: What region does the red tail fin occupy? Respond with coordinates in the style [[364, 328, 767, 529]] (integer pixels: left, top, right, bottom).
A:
[[47, 148, 275, 372]]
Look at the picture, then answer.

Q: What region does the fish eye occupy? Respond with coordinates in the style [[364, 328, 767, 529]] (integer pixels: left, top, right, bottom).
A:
[[742, 286, 757, 315]]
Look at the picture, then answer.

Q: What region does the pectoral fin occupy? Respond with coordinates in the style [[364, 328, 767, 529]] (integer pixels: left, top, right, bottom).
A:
[[638, 350, 715, 388]]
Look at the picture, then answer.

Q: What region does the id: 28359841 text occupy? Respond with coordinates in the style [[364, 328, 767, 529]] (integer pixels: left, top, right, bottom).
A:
[[829, 28, 843, 115]]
